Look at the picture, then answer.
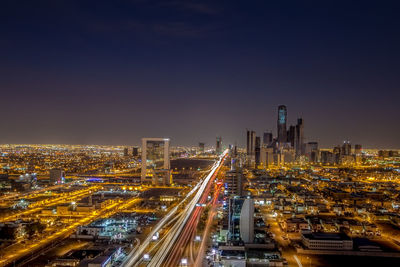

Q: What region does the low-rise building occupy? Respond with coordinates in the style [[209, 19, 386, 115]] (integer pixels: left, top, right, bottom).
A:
[[301, 232, 353, 250]]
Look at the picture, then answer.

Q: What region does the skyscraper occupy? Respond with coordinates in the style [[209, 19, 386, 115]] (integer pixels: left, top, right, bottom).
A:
[[199, 142, 205, 153], [277, 105, 287, 144], [263, 132, 273, 146], [123, 147, 129, 157], [246, 130, 256, 165], [295, 118, 304, 156], [342, 141, 351, 156], [255, 136, 261, 167], [132, 146, 139, 157], [228, 198, 254, 243], [287, 125, 295, 147], [216, 136, 222, 154], [260, 147, 274, 167], [354, 144, 362, 155], [225, 169, 243, 197], [141, 138, 170, 185], [305, 142, 319, 162]]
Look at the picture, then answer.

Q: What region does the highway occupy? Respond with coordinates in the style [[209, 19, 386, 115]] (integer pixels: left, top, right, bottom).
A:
[[147, 150, 227, 267], [193, 179, 224, 266], [163, 166, 224, 266], [122, 150, 227, 267]]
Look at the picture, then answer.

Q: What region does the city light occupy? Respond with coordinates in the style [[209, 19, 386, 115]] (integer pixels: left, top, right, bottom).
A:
[[181, 258, 188, 266], [1, 1, 399, 265]]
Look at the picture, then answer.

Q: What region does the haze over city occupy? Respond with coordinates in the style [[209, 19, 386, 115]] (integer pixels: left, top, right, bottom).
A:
[[1, 0, 400, 148]]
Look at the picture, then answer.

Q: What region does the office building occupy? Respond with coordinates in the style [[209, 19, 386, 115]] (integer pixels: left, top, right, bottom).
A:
[[354, 144, 362, 155], [216, 136, 222, 155], [333, 146, 341, 163], [262, 132, 273, 146], [123, 147, 129, 157], [225, 169, 243, 197], [141, 138, 170, 185], [228, 198, 254, 244], [260, 147, 274, 168], [301, 232, 353, 251], [295, 118, 304, 156], [277, 105, 287, 144], [132, 147, 139, 157], [49, 168, 65, 184], [246, 130, 256, 165], [305, 142, 319, 162], [342, 141, 351, 156], [233, 144, 238, 157], [254, 136, 261, 167], [199, 142, 205, 153], [321, 151, 335, 165], [282, 147, 296, 164]]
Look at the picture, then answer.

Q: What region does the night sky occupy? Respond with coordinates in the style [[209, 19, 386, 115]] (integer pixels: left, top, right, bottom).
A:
[[1, 1, 399, 148]]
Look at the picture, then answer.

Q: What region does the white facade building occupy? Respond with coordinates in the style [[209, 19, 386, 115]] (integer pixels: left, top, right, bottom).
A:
[[141, 138, 170, 185], [301, 232, 353, 250]]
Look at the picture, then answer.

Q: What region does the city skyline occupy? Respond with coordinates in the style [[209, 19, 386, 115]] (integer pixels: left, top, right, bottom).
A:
[[1, 1, 400, 148], [2, 2, 400, 266], [0, 105, 398, 149]]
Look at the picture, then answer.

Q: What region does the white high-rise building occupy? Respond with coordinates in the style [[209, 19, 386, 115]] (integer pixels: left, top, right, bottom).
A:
[[228, 198, 254, 243], [141, 138, 170, 185]]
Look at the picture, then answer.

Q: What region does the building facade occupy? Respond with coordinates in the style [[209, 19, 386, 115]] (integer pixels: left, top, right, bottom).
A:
[[277, 105, 287, 144], [228, 198, 254, 244], [141, 138, 170, 185]]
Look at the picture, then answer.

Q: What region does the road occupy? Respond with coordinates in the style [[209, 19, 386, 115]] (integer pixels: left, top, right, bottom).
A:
[[148, 151, 226, 267], [122, 151, 227, 267], [264, 213, 305, 267], [0, 185, 101, 222], [0, 196, 141, 267], [193, 178, 224, 266]]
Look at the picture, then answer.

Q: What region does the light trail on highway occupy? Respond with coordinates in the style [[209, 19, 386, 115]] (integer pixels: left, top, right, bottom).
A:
[[147, 150, 227, 267], [121, 176, 205, 267], [163, 165, 222, 266], [193, 179, 224, 266], [122, 150, 227, 267]]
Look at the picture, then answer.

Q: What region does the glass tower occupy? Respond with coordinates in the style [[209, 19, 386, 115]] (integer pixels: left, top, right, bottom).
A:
[[277, 105, 287, 144]]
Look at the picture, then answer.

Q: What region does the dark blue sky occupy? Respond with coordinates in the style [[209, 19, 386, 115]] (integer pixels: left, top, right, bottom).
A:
[[1, 0, 399, 148]]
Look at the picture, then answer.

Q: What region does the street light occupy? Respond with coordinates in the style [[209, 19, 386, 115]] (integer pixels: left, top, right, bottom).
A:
[[181, 258, 188, 266]]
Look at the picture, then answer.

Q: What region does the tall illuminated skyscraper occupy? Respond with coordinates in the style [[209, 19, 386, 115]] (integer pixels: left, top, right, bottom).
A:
[[141, 138, 170, 185], [287, 125, 295, 147], [277, 105, 287, 144]]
